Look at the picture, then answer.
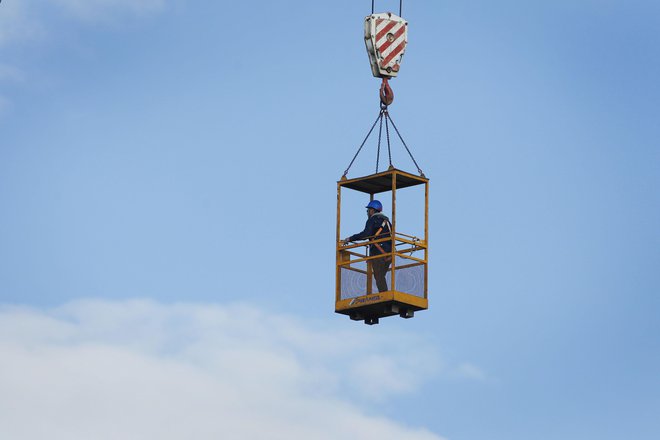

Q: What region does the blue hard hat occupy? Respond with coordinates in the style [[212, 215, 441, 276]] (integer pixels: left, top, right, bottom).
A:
[[366, 200, 383, 211]]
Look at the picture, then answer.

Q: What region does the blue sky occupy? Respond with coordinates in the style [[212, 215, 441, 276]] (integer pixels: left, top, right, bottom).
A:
[[1, 1, 659, 439]]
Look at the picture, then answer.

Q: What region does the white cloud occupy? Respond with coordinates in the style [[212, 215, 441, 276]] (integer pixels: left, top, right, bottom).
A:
[[0, 0, 166, 46], [454, 362, 487, 381], [0, 299, 449, 440]]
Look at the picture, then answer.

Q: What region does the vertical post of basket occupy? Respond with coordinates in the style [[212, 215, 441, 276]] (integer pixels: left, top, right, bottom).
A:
[[367, 193, 374, 295], [391, 171, 397, 292], [336, 183, 342, 303], [424, 180, 429, 299]]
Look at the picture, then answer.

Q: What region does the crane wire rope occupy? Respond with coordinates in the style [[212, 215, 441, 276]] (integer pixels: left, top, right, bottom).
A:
[[386, 112, 424, 177], [376, 108, 384, 173], [342, 103, 423, 178], [372, 0, 403, 16], [343, 111, 382, 178], [385, 110, 393, 167], [342, 0, 420, 178]]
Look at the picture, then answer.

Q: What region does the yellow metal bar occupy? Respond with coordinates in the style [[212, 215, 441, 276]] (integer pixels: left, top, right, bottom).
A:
[[341, 266, 368, 275], [342, 250, 367, 259], [367, 194, 378, 295], [392, 291, 429, 309], [391, 170, 397, 291], [339, 235, 425, 251], [394, 236, 427, 247], [396, 231, 421, 240], [394, 261, 425, 270], [338, 236, 393, 251], [337, 253, 391, 267], [336, 183, 342, 303], [335, 290, 428, 312], [395, 245, 426, 254], [425, 181, 429, 299], [335, 292, 395, 311], [393, 168, 429, 183], [337, 242, 366, 251], [338, 168, 429, 188], [394, 253, 426, 264]]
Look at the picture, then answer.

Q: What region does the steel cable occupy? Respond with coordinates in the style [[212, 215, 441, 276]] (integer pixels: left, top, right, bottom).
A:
[[376, 110, 384, 173], [371, 1, 403, 16], [386, 112, 424, 176], [385, 110, 392, 168], [343, 110, 383, 177]]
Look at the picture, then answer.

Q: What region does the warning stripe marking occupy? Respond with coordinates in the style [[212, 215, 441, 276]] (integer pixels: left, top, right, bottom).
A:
[[380, 38, 404, 62], [376, 25, 406, 55], [381, 40, 406, 66], [375, 20, 398, 43]]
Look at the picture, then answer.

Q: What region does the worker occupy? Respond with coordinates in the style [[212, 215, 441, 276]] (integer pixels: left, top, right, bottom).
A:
[[343, 200, 392, 292]]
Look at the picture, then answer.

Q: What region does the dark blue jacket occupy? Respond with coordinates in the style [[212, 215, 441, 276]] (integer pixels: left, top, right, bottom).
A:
[[349, 213, 392, 256]]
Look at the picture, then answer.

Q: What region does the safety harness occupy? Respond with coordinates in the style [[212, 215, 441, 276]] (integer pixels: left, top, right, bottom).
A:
[[372, 215, 393, 257]]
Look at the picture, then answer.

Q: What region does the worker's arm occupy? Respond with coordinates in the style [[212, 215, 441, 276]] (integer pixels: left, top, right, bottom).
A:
[[346, 217, 377, 242]]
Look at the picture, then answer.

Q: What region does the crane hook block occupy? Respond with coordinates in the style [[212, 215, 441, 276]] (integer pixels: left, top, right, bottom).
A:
[[364, 12, 408, 79]]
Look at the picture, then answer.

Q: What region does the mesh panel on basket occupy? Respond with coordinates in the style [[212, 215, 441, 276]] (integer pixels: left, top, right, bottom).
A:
[[394, 256, 425, 297], [340, 265, 367, 300]]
